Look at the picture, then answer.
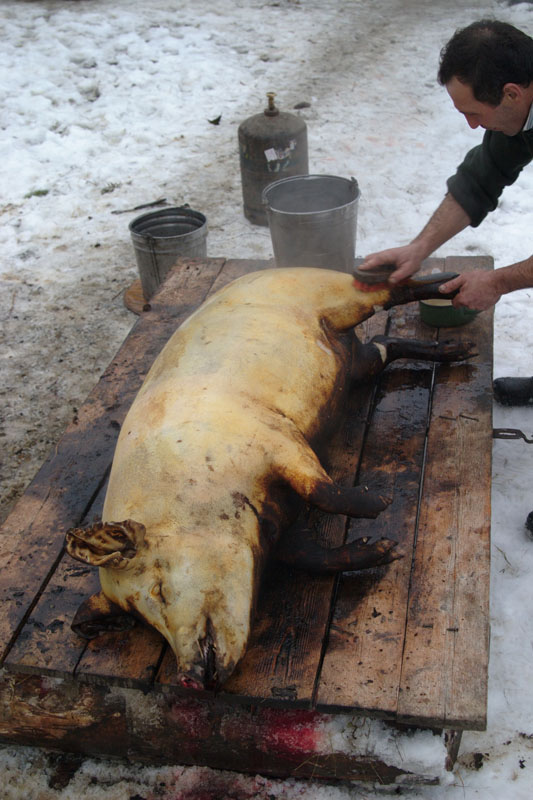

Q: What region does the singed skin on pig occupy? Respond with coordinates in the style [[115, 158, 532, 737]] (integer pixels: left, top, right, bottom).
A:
[[66, 267, 475, 688]]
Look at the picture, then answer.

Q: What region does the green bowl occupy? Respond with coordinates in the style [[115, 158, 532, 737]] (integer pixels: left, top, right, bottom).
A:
[[419, 299, 478, 328]]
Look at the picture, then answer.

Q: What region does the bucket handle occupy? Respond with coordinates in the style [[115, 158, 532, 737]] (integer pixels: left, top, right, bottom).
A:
[[143, 232, 160, 281], [262, 176, 361, 205]]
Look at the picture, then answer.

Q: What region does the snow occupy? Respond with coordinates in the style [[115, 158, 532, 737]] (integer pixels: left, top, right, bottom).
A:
[[1, 0, 533, 796]]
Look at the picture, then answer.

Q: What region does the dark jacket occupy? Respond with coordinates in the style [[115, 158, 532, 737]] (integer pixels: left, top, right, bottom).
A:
[[446, 128, 533, 226]]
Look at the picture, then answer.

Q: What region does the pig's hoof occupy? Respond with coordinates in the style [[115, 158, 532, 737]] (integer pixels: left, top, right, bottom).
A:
[[342, 537, 404, 571], [373, 537, 404, 565], [438, 340, 478, 362], [348, 487, 392, 519]]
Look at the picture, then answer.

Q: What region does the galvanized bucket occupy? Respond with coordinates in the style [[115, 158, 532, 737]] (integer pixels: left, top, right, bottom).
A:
[[129, 206, 208, 300], [262, 174, 360, 271]]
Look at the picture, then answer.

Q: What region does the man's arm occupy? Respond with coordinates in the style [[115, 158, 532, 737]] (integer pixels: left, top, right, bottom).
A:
[[362, 193, 471, 283], [362, 192, 533, 309], [362, 129, 533, 310]]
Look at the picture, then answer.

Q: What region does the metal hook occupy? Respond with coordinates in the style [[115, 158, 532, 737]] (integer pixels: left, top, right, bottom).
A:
[[493, 428, 533, 444]]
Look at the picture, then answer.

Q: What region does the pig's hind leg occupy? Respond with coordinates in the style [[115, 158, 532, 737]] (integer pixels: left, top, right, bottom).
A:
[[373, 335, 477, 365], [351, 334, 477, 384]]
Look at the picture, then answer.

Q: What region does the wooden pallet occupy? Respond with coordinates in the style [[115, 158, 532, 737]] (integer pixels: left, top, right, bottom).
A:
[[0, 256, 493, 783]]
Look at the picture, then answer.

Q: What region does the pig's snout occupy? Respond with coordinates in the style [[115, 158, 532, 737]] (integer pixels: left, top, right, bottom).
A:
[[176, 617, 225, 691], [178, 674, 204, 691]]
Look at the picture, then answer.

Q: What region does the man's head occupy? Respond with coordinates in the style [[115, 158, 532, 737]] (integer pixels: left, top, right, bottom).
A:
[[438, 19, 533, 136]]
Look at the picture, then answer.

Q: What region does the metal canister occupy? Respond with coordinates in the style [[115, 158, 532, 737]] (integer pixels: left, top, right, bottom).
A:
[[238, 92, 309, 226]]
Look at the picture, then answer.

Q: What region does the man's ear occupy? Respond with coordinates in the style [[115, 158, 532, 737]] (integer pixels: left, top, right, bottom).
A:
[[503, 82, 523, 102], [65, 519, 146, 569]]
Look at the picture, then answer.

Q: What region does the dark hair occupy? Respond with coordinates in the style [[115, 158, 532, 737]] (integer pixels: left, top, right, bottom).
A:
[[438, 19, 533, 105]]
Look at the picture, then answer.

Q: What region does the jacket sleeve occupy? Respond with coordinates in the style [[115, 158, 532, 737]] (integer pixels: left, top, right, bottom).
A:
[[446, 130, 533, 227]]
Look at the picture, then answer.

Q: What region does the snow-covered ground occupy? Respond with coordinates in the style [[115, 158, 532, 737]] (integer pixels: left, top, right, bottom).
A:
[[1, 0, 533, 797]]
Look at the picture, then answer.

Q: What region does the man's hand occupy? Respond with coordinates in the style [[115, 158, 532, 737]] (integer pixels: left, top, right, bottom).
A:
[[360, 243, 426, 284], [438, 270, 502, 310]]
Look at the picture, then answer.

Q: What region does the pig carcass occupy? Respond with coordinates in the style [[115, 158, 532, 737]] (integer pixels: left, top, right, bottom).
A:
[[66, 267, 475, 688]]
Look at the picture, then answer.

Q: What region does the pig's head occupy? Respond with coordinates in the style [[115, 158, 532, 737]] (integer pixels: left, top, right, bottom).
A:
[[65, 519, 258, 688]]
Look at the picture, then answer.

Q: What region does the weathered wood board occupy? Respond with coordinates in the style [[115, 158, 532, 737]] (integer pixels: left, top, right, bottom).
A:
[[0, 256, 493, 781]]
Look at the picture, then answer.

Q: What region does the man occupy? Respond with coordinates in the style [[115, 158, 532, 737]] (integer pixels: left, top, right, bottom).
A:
[[362, 19, 533, 407]]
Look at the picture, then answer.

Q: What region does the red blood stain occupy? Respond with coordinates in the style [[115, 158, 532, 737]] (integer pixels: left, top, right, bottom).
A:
[[167, 698, 212, 740], [259, 708, 320, 757], [179, 675, 203, 691], [219, 706, 322, 762]]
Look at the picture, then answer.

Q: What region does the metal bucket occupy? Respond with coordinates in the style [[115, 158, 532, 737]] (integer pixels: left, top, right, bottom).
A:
[[129, 206, 207, 299], [262, 174, 360, 271]]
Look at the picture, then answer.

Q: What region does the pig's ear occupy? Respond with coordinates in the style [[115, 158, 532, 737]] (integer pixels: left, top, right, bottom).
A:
[[65, 519, 146, 570]]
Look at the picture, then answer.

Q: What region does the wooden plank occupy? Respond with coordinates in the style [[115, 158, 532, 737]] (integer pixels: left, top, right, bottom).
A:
[[209, 257, 274, 292], [4, 481, 167, 691], [3, 482, 107, 677], [0, 671, 436, 784], [396, 255, 492, 730], [3, 554, 100, 679], [315, 293, 439, 716], [75, 627, 167, 690], [0, 258, 226, 668], [316, 256, 492, 726]]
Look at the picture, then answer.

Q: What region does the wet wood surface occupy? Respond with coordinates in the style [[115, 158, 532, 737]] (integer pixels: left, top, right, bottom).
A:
[[0, 256, 493, 771]]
